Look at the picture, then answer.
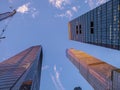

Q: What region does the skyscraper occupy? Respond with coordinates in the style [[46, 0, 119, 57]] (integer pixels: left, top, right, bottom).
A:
[[68, 0, 120, 50], [0, 9, 16, 21], [66, 48, 120, 90], [0, 45, 43, 90]]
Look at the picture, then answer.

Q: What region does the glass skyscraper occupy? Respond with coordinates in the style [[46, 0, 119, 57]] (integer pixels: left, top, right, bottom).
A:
[[68, 0, 120, 50], [0, 45, 43, 90]]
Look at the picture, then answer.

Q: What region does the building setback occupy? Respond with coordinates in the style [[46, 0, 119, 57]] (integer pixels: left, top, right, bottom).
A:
[[66, 48, 120, 90], [0, 45, 43, 90], [68, 0, 120, 50]]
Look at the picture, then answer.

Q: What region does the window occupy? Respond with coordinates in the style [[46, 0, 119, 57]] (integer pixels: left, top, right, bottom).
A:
[[19, 80, 32, 90], [118, 20, 120, 28], [90, 21, 94, 34], [90, 21, 94, 27], [90, 28, 94, 34], [79, 24, 82, 34], [118, 5, 120, 10], [79, 24, 81, 29], [76, 25, 78, 35], [79, 30, 82, 34]]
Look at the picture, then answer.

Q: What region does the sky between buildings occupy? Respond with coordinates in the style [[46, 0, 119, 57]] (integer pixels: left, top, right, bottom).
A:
[[0, 0, 120, 90]]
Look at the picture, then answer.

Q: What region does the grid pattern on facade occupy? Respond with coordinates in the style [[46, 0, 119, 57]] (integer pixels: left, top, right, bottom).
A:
[[68, 0, 120, 50], [66, 48, 120, 90], [0, 45, 43, 90]]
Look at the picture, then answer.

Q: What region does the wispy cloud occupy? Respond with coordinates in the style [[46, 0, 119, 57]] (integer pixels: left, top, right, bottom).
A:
[[96, 0, 106, 5], [66, 10, 72, 18], [49, 0, 70, 9], [17, 2, 39, 18], [84, 0, 88, 3], [86, 0, 94, 9], [49, 0, 107, 19], [56, 10, 72, 19], [51, 75, 60, 90], [85, 0, 107, 9], [72, 6, 78, 12], [49, 0, 79, 19], [30, 7, 39, 18], [51, 65, 65, 90], [8, 0, 14, 3], [42, 65, 49, 71]]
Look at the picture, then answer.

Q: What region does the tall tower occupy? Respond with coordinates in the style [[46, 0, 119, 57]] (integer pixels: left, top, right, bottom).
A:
[[0, 9, 16, 21], [66, 48, 120, 90], [68, 0, 120, 50], [0, 9, 16, 40], [0, 45, 43, 90]]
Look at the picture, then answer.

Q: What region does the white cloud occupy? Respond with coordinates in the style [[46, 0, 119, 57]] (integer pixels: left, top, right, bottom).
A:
[[48, 0, 80, 19], [56, 10, 72, 19], [30, 7, 39, 18], [51, 75, 60, 90], [87, 0, 94, 9], [85, 0, 107, 9], [54, 65, 57, 71], [72, 6, 78, 12], [56, 70, 59, 79], [42, 65, 49, 71], [55, 14, 65, 18], [96, 0, 106, 5], [17, 2, 39, 18], [84, 0, 88, 3], [17, 3, 30, 13], [54, 65, 59, 79], [49, 0, 70, 9], [51, 65, 65, 90], [51, 0, 107, 19], [66, 10, 72, 18]]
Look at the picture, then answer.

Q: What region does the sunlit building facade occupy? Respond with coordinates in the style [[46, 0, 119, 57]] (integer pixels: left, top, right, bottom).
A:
[[66, 48, 120, 90], [0, 45, 43, 90], [68, 0, 120, 50]]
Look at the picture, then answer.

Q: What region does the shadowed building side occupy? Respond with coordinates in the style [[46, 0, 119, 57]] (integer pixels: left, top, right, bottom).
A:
[[0, 45, 43, 90], [66, 48, 120, 90]]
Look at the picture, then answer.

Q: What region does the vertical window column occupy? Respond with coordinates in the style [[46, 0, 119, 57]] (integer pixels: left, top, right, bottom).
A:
[[79, 24, 82, 34], [76, 25, 79, 35], [90, 21, 94, 34]]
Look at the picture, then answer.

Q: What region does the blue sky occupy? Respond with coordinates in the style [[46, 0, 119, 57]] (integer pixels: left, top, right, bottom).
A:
[[0, 0, 120, 90]]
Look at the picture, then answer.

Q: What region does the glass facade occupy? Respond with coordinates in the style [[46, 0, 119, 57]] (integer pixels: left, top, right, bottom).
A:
[[68, 0, 120, 50], [0, 46, 43, 90]]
